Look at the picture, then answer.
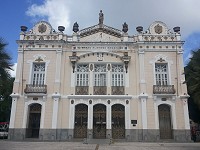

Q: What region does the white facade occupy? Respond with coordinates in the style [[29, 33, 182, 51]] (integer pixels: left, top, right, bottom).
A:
[[9, 14, 190, 141]]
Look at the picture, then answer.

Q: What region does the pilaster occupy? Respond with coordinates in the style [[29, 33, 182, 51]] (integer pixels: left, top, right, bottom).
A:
[[9, 93, 20, 128], [180, 95, 190, 129], [88, 101, 93, 130], [52, 93, 61, 129], [139, 93, 148, 129], [138, 50, 146, 93], [54, 50, 62, 93]]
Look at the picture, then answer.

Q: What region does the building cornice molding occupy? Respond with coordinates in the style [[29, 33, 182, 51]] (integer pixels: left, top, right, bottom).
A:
[[67, 95, 132, 99]]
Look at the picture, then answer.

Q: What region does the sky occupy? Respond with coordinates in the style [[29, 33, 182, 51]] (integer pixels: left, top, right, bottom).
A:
[[1, 0, 200, 76]]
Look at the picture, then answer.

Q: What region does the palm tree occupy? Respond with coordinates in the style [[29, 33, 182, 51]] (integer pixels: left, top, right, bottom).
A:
[[0, 38, 13, 81], [185, 49, 200, 109], [0, 38, 14, 122]]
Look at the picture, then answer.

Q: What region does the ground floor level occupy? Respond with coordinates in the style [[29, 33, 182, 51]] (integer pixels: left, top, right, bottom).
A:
[[9, 95, 191, 142], [8, 128, 191, 142]]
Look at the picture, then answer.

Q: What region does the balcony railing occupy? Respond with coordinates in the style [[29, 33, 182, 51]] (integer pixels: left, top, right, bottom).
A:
[[24, 84, 47, 94], [153, 85, 175, 94], [93, 86, 107, 95], [75, 86, 89, 95], [111, 86, 125, 95]]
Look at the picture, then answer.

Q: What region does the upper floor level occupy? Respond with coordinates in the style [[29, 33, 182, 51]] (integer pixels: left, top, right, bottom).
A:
[[14, 16, 187, 98]]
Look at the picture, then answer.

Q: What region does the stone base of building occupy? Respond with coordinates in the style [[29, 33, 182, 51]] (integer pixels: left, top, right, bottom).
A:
[[8, 128, 191, 142]]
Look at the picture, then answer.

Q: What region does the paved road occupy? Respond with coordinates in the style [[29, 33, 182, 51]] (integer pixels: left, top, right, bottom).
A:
[[0, 140, 200, 150]]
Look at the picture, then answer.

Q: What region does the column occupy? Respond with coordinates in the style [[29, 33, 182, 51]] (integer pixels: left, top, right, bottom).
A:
[[9, 93, 20, 128], [106, 103, 111, 138], [89, 64, 93, 94], [182, 98, 190, 129], [125, 100, 131, 140], [138, 50, 146, 93], [125, 100, 131, 129], [54, 50, 62, 93], [87, 102, 93, 139], [13, 51, 23, 94], [107, 64, 111, 94], [140, 96, 147, 129], [52, 93, 61, 129]]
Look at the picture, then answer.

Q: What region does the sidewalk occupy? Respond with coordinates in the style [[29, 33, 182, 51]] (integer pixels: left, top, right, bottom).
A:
[[0, 140, 200, 150]]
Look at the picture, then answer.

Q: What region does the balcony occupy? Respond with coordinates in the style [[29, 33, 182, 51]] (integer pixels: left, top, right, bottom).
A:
[[93, 86, 107, 95], [24, 84, 47, 94], [153, 85, 175, 94], [75, 86, 89, 95], [111, 86, 125, 95]]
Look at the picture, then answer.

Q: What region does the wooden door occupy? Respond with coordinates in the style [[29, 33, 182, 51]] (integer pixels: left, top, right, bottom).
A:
[[158, 104, 173, 139]]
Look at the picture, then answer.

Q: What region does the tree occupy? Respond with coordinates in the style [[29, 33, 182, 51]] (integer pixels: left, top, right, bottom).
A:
[[0, 77, 14, 122], [0, 38, 13, 81], [0, 38, 13, 122], [185, 49, 200, 114]]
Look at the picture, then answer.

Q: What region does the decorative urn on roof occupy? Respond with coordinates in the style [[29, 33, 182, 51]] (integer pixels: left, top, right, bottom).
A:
[[73, 22, 79, 33], [122, 22, 128, 33]]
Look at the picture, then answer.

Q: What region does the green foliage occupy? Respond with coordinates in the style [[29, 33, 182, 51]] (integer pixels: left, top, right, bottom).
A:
[[0, 37, 14, 122], [0, 77, 14, 122], [185, 49, 200, 110], [0, 38, 13, 80]]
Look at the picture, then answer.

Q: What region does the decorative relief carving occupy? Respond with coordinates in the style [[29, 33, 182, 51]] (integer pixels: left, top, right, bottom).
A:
[[154, 24, 162, 34], [38, 24, 47, 33]]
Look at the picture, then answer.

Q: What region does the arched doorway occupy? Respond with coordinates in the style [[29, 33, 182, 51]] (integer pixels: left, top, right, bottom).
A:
[[74, 104, 88, 138], [93, 104, 106, 139], [26, 103, 41, 138], [158, 104, 173, 139], [112, 104, 125, 139]]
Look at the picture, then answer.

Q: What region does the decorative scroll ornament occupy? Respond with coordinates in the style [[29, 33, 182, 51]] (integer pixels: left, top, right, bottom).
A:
[[154, 24, 162, 34]]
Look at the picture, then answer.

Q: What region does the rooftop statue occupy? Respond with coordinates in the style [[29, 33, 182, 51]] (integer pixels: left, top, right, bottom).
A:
[[99, 10, 104, 25]]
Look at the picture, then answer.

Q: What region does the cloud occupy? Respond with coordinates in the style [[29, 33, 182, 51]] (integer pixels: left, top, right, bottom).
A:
[[26, 0, 200, 36], [26, 0, 70, 31], [25, 0, 200, 64], [9, 63, 17, 77]]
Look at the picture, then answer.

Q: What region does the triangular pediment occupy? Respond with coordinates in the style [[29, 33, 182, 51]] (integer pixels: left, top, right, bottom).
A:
[[79, 24, 122, 42]]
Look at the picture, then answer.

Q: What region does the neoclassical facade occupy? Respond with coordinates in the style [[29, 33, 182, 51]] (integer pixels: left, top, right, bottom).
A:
[[9, 13, 190, 142]]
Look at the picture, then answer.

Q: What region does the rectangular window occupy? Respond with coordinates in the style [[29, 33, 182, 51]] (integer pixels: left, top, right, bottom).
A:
[[76, 64, 89, 86], [155, 63, 168, 85], [94, 64, 106, 86], [32, 63, 45, 85], [111, 64, 124, 86]]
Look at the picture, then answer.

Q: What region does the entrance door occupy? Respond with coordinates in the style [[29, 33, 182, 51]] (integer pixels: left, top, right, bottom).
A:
[[93, 104, 106, 138], [158, 104, 173, 139], [74, 104, 88, 138], [112, 104, 125, 139], [26, 103, 41, 138]]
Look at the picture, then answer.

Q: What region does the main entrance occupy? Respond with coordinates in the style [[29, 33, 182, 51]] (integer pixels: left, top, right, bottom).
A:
[[158, 104, 173, 139], [93, 104, 106, 138], [74, 104, 88, 138], [26, 103, 41, 138], [112, 104, 125, 139]]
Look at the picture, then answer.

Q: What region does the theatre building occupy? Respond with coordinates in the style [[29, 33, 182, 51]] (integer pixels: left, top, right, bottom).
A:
[[9, 12, 191, 142]]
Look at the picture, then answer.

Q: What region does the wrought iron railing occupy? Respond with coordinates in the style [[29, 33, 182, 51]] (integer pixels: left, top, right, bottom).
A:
[[111, 86, 125, 95], [153, 85, 175, 94], [24, 84, 47, 94], [75, 86, 89, 95], [93, 86, 107, 95]]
